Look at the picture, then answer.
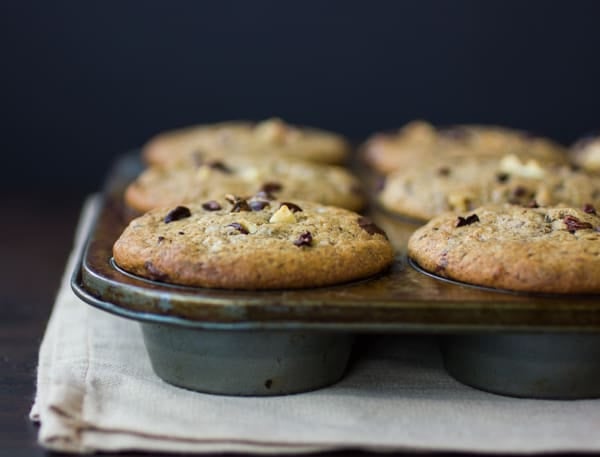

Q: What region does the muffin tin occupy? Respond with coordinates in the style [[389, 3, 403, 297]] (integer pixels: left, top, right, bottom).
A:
[[72, 153, 600, 397]]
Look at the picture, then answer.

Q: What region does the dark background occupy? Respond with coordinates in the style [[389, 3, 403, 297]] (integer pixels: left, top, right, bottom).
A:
[[2, 0, 600, 195], [1, 3, 600, 454]]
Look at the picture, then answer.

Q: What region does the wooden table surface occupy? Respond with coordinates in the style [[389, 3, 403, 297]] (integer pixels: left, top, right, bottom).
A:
[[1, 193, 82, 457], [0, 193, 584, 457]]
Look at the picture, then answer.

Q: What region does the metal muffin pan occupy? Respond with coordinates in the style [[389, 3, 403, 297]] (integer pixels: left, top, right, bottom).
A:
[[441, 333, 600, 399], [71, 154, 600, 397]]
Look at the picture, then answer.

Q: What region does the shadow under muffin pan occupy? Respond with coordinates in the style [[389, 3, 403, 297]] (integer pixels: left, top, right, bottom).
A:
[[71, 153, 600, 398]]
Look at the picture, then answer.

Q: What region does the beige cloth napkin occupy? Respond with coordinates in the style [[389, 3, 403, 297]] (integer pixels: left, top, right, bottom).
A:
[[31, 196, 600, 454]]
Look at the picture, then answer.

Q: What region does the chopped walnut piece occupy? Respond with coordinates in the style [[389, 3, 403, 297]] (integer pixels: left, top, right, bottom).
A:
[[499, 154, 545, 179], [447, 191, 475, 212], [255, 118, 289, 144], [232, 200, 250, 212], [269, 205, 297, 223], [225, 195, 250, 212]]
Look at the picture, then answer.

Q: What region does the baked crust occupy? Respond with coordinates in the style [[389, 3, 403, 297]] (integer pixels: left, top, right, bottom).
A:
[[113, 199, 394, 290], [408, 204, 600, 293], [570, 135, 600, 173], [363, 120, 567, 174], [125, 156, 365, 213], [378, 156, 600, 221], [143, 118, 350, 167]]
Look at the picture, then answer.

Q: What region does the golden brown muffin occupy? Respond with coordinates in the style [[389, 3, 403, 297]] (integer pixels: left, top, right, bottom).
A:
[[364, 120, 567, 174], [144, 118, 350, 166], [408, 204, 600, 293], [114, 199, 394, 290], [125, 155, 365, 213]]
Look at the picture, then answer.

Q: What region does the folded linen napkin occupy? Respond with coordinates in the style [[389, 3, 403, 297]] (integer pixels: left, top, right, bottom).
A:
[[30, 196, 600, 454]]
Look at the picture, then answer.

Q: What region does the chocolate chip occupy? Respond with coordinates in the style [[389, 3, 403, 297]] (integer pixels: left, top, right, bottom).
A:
[[144, 261, 168, 281], [255, 190, 276, 200], [357, 217, 386, 236], [260, 182, 283, 193], [508, 186, 533, 204], [202, 200, 222, 211], [157, 236, 165, 243], [192, 153, 232, 172], [434, 252, 448, 273], [526, 200, 539, 208], [226, 222, 249, 234], [164, 206, 191, 223], [205, 160, 232, 173], [456, 214, 480, 227], [583, 203, 597, 215], [249, 200, 270, 211], [564, 215, 593, 233], [178, 231, 185, 235], [438, 167, 451, 176], [496, 173, 510, 183], [280, 202, 303, 213], [255, 182, 283, 200], [293, 231, 313, 247], [512, 186, 528, 197]]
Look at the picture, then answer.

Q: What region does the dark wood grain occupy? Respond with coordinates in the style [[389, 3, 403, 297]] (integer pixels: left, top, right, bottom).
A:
[[0, 192, 82, 457]]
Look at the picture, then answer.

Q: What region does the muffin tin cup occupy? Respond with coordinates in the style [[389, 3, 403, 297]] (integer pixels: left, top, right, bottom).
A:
[[141, 323, 353, 396], [441, 333, 600, 399]]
